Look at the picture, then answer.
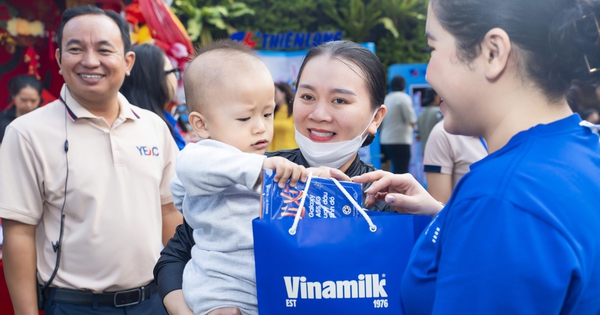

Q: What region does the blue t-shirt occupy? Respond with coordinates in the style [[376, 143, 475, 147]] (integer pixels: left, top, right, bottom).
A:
[[401, 114, 600, 314]]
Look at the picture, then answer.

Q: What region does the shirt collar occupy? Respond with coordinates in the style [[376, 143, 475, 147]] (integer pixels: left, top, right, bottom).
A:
[[58, 85, 140, 122]]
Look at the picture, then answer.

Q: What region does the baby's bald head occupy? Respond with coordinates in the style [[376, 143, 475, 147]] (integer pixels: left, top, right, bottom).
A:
[[184, 40, 265, 114]]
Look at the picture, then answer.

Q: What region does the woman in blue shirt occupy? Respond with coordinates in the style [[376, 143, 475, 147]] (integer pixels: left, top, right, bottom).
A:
[[354, 0, 600, 314]]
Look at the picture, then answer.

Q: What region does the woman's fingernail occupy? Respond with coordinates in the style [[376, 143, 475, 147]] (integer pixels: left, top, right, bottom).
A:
[[385, 195, 395, 204]]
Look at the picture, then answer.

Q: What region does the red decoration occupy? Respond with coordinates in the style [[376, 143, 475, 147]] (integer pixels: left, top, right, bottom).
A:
[[125, 1, 146, 30], [48, 30, 54, 61], [23, 46, 41, 80], [0, 5, 10, 21], [138, 0, 193, 60], [5, 0, 61, 33], [0, 0, 63, 111]]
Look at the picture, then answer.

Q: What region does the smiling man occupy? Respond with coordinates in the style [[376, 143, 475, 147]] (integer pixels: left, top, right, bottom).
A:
[[0, 5, 180, 314]]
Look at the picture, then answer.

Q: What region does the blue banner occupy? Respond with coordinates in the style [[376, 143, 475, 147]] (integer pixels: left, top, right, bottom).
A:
[[231, 30, 343, 51]]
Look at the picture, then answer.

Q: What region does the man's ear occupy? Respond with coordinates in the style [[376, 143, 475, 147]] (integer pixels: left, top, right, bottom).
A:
[[55, 49, 62, 74], [188, 111, 210, 139], [124, 51, 136, 76], [368, 105, 387, 135], [481, 28, 512, 81]]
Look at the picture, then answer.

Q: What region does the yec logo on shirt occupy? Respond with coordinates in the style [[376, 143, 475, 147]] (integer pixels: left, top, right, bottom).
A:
[[136, 146, 160, 157]]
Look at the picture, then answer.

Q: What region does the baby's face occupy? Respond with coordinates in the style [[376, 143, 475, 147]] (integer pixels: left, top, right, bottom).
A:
[[203, 67, 276, 154]]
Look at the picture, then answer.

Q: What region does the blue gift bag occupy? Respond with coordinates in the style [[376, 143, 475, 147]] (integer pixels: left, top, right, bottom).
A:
[[253, 176, 431, 315]]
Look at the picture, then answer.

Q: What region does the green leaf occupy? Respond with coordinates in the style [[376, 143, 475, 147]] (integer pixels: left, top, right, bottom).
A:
[[378, 17, 399, 38], [225, 24, 237, 34], [208, 17, 227, 29], [187, 17, 202, 41]]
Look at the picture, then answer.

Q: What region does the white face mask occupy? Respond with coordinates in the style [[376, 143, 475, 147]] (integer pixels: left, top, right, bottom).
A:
[[295, 107, 381, 168]]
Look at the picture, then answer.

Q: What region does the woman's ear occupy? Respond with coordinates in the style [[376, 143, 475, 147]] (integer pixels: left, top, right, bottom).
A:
[[368, 105, 387, 134], [188, 111, 210, 139], [481, 28, 512, 81]]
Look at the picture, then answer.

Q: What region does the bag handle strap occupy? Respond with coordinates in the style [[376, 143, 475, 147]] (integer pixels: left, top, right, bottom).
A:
[[331, 177, 377, 232], [288, 172, 313, 235], [288, 172, 378, 235]]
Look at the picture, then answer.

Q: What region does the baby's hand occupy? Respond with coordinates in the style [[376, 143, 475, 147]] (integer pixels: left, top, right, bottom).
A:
[[263, 157, 309, 188]]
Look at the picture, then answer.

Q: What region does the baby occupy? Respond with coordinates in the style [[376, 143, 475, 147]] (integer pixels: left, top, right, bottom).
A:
[[176, 40, 308, 315]]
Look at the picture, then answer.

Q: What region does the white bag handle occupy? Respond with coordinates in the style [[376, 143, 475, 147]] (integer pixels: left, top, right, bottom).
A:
[[288, 172, 378, 235]]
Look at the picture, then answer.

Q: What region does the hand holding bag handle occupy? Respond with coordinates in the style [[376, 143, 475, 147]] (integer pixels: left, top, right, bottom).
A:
[[288, 172, 377, 235]]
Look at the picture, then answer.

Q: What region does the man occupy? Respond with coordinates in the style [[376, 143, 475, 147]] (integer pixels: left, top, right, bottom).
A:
[[380, 75, 416, 174], [0, 6, 181, 314], [416, 88, 443, 155]]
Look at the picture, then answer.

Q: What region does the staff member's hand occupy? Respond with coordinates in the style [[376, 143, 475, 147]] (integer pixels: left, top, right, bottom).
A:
[[352, 170, 444, 217]]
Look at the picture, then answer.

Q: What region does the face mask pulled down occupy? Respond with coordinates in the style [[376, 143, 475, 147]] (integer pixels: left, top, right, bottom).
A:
[[295, 107, 380, 169]]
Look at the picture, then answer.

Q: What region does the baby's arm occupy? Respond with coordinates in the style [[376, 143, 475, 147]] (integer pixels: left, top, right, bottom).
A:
[[176, 140, 266, 196], [262, 156, 309, 188]]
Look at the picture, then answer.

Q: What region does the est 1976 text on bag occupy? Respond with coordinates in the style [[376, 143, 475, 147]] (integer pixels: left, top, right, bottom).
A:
[[253, 175, 431, 314]]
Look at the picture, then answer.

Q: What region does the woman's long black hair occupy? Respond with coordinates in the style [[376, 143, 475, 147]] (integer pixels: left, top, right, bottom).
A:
[[120, 44, 173, 132]]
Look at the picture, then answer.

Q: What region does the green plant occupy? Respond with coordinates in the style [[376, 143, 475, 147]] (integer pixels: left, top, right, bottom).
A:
[[174, 0, 431, 71], [231, 0, 338, 34], [172, 0, 255, 47], [377, 0, 429, 72], [381, 0, 427, 34], [324, 0, 399, 42]]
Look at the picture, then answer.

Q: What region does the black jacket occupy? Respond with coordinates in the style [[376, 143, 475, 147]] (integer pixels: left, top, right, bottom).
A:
[[0, 106, 17, 143], [153, 149, 392, 299]]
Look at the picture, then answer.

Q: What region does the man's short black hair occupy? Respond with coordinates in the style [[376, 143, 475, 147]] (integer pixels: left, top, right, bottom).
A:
[[57, 5, 131, 61], [390, 75, 406, 92]]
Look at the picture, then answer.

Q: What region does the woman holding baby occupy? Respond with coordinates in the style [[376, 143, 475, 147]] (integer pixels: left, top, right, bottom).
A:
[[155, 40, 391, 314]]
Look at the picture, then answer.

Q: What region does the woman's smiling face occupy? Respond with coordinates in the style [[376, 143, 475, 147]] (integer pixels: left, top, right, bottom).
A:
[[293, 54, 379, 143], [425, 3, 486, 136]]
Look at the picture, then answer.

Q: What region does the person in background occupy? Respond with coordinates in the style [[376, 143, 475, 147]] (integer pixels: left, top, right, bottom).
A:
[[380, 75, 416, 174], [120, 43, 186, 150], [579, 107, 600, 124], [416, 87, 442, 155], [154, 40, 390, 315], [0, 6, 181, 314], [268, 81, 297, 151], [423, 120, 487, 203], [354, 0, 600, 313], [566, 82, 600, 124], [0, 75, 43, 143]]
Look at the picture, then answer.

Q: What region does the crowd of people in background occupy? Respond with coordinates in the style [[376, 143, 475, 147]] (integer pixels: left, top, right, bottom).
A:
[[1, 0, 600, 314]]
